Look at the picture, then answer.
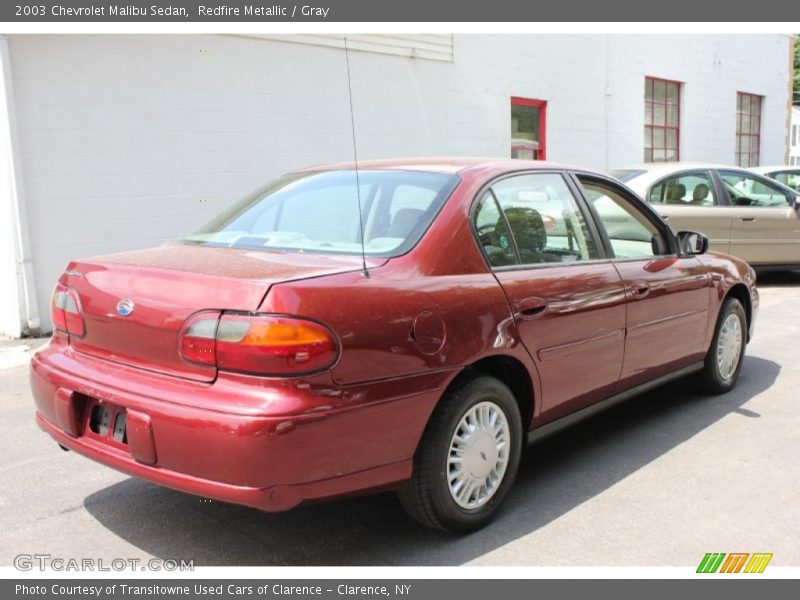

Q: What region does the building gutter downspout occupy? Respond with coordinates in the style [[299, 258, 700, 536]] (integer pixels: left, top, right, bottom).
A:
[[0, 34, 40, 335]]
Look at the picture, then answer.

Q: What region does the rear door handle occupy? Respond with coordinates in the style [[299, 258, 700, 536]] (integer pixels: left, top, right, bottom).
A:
[[630, 282, 651, 299], [516, 297, 548, 319], [740, 217, 756, 222]]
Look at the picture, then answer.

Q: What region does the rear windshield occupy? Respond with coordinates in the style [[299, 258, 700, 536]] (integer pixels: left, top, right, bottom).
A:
[[609, 169, 645, 183], [184, 170, 460, 257]]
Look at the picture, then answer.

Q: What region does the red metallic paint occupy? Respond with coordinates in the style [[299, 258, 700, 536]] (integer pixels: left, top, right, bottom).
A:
[[30, 158, 758, 512]]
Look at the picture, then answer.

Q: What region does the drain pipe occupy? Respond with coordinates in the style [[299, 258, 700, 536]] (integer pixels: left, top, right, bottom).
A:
[[0, 35, 41, 336]]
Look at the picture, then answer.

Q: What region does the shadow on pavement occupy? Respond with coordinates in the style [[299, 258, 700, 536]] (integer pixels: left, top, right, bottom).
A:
[[753, 270, 800, 287], [84, 355, 780, 566]]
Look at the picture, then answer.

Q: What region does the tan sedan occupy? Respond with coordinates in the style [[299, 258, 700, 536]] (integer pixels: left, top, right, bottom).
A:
[[612, 163, 800, 269]]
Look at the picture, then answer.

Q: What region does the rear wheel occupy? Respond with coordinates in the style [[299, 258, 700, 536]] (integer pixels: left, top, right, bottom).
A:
[[398, 375, 522, 533], [700, 297, 747, 394]]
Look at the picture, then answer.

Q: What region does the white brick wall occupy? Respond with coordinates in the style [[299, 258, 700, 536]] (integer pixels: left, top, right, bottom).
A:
[[2, 33, 794, 333]]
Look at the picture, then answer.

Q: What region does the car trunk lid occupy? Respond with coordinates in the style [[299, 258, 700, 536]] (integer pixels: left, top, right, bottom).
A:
[[62, 243, 375, 382]]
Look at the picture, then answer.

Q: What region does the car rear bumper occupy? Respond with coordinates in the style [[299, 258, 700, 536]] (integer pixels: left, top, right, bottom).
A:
[[31, 339, 449, 511]]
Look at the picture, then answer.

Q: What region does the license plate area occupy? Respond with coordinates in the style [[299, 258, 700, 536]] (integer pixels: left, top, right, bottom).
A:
[[85, 400, 128, 447]]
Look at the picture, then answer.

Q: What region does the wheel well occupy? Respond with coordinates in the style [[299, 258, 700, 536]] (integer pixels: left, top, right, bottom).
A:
[[725, 283, 752, 339], [448, 356, 535, 429]]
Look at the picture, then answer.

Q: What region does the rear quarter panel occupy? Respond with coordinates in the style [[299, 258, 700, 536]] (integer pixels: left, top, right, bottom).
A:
[[259, 171, 542, 418]]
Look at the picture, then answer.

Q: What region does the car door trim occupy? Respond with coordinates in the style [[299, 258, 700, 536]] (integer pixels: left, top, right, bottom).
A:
[[536, 329, 624, 362], [626, 307, 708, 338]]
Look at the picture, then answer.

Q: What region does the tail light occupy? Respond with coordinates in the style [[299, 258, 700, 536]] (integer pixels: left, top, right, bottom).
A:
[[51, 283, 86, 337], [179, 312, 339, 376]]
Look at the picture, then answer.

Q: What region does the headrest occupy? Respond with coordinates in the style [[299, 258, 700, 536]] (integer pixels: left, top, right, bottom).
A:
[[503, 207, 547, 253], [692, 183, 710, 201], [667, 183, 686, 203], [388, 208, 425, 238]]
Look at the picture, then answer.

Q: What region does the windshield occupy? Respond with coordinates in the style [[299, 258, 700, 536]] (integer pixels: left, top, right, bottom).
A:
[[609, 169, 645, 183], [184, 170, 460, 257]]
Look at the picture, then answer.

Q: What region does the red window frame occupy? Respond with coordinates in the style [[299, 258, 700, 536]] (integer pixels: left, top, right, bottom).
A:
[[511, 97, 547, 160], [644, 77, 681, 163], [736, 92, 762, 168]]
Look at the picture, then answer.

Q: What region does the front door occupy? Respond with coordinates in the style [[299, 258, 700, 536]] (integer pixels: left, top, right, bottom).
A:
[[576, 175, 711, 390], [717, 169, 800, 266], [473, 171, 626, 423]]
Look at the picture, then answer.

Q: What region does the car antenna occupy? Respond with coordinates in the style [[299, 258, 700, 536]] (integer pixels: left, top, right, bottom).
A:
[[344, 36, 369, 278]]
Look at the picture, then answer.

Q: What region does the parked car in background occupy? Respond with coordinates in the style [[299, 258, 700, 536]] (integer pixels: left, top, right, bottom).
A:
[[748, 165, 800, 192], [613, 162, 800, 269], [32, 158, 758, 533]]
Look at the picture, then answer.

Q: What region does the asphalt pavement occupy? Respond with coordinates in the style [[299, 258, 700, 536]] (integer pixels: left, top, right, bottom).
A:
[[1, 272, 798, 566]]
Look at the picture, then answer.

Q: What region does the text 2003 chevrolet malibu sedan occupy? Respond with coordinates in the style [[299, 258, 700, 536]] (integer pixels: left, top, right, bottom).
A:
[[32, 158, 758, 532]]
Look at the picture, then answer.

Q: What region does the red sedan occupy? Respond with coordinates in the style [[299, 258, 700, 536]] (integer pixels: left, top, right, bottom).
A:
[[31, 158, 758, 532]]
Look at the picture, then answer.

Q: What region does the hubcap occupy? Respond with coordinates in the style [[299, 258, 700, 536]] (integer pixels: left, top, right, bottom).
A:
[[716, 312, 743, 382], [447, 401, 510, 509]]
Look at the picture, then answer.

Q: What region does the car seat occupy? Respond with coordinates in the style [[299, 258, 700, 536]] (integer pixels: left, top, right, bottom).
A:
[[666, 183, 687, 204], [691, 183, 711, 205], [503, 207, 546, 264]]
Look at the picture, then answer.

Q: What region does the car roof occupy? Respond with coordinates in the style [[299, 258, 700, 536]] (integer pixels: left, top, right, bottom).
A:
[[614, 161, 734, 174], [748, 165, 800, 174], [296, 157, 597, 176], [614, 162, 748, 190]]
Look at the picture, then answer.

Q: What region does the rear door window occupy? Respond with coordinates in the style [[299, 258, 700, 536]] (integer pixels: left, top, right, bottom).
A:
[[474, 172, 598, 267], [649, 171, 718, 206]]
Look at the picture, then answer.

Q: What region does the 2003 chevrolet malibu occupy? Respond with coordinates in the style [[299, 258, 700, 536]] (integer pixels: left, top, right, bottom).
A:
[[32, 158, 758, 532]]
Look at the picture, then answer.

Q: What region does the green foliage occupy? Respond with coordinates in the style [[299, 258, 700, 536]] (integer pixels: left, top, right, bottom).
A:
[[795, 36, 800, 103]]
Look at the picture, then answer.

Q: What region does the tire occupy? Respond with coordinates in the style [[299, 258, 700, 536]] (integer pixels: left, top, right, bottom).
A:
[[700, 297, 747, 394], [398, 375, 523, 533]]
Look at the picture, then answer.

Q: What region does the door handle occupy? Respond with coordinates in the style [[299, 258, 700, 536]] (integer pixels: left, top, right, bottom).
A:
[[516, 297, 548, 319], [740, 217, 756, 222], [630, 281, 651, 299]]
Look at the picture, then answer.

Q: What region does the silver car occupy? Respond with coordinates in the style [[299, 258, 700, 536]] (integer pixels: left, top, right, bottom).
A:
[[612, 162, 800, 269], [748, 165, 800, 192]]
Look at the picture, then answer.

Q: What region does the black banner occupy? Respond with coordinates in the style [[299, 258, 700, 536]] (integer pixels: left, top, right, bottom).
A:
[[0, 0, 796, 22], [4, 580, 800, 600]]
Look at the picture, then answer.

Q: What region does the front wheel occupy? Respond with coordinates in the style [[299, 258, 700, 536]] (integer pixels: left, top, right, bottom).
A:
[[398, 375, 523, 533], [700, 297, 747, 394]]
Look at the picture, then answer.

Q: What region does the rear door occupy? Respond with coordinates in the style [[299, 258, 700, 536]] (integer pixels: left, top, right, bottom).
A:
[[473, 171, 626, 423], [646, 169, 734, 255], [716, 169, 800, 265], [575, 174, 711, 390]]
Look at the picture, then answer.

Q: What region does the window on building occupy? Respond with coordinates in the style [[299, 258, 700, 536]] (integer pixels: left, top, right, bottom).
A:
[[736, 92, 762, 168], [511, 97, 547, 160], [644, 77, 680, 163], [792, 124, 797, 147]]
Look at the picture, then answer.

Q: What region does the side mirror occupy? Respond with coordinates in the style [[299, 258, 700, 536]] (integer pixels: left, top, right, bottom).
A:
[[676, 230, 709, 256]]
